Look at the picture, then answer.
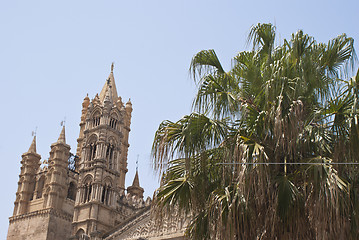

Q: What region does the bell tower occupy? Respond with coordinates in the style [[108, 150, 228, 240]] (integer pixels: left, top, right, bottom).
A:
[[72, 64, 133, 237]]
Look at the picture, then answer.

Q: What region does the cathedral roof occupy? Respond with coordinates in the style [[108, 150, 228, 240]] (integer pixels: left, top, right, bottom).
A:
[[99, 63, 118, 103]]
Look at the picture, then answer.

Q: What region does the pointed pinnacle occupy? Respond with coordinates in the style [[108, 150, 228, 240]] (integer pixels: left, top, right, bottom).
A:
[[28, 136, 37, 153], [99, 65, 118, 103], [126, 98, 132, 107], [57, 126, 66, 144], [132, 170, 140, 187]]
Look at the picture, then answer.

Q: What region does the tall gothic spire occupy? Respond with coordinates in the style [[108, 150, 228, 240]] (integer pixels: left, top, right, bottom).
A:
[[99, 63, 118, 103]]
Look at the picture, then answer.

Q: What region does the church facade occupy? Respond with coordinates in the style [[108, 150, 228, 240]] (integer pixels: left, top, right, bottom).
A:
[[7, 65, 186, 240]]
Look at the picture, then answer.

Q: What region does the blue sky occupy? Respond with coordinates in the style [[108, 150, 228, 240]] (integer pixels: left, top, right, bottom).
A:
[[1, 0, 358, 238]]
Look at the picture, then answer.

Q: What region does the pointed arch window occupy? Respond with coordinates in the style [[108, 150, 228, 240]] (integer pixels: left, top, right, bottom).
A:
[[109, 113, 119, 129], [109, 118, 118, 129], [82, 176, 93, 203], [75, 229, 86, 240], [92, 112, 101, 127]]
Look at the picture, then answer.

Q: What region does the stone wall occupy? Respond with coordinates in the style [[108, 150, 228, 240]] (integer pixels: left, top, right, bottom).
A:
[[47, 211, 73, 240], [7, 209, 73, 240], [7, 209, 50, 240]]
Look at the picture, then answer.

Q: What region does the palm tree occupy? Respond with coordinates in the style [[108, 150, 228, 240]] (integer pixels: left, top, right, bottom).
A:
[[152, 23, 358, 239]]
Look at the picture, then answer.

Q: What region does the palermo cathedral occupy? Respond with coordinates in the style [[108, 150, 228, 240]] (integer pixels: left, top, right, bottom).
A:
[[7, 64, 187, 240]]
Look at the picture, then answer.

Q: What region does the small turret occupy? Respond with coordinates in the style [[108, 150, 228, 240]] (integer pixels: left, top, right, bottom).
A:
[[125, 99, 132, 112], [82, 94, 90, 109], [92, 93, 100, 105], [127, 170, 144, 199], [116, 96, 123, 109], [13, 136, 41, 215], [125, 99, 132, 126], [44, 127, 70, 209]]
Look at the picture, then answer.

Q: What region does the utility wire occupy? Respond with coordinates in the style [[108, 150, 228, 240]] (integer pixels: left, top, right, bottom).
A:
[[217, 162, 359, 165]]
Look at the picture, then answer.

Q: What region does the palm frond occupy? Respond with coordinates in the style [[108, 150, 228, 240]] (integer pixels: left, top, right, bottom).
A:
[[152, 113, 229, 173], [190, 49, 225, 82]]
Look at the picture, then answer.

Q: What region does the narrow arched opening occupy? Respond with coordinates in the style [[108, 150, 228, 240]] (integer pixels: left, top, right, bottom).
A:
[[106, 144, 114, 169], [29, 179, 36, 201], [67, 182, 77, 201], [89, 143, 97, 161], [36, 176, 45, 199]]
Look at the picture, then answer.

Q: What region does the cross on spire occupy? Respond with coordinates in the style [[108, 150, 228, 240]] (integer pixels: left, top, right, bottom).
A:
[[99, 63, 118, 102], [60, 117, 66, 127], [32, 126, 38, 137], [136, 154, 139, 172]]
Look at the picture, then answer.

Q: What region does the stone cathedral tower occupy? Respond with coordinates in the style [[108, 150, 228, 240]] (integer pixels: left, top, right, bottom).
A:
[[71, 64, 134, 237], [7, 65, 147, 240]]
